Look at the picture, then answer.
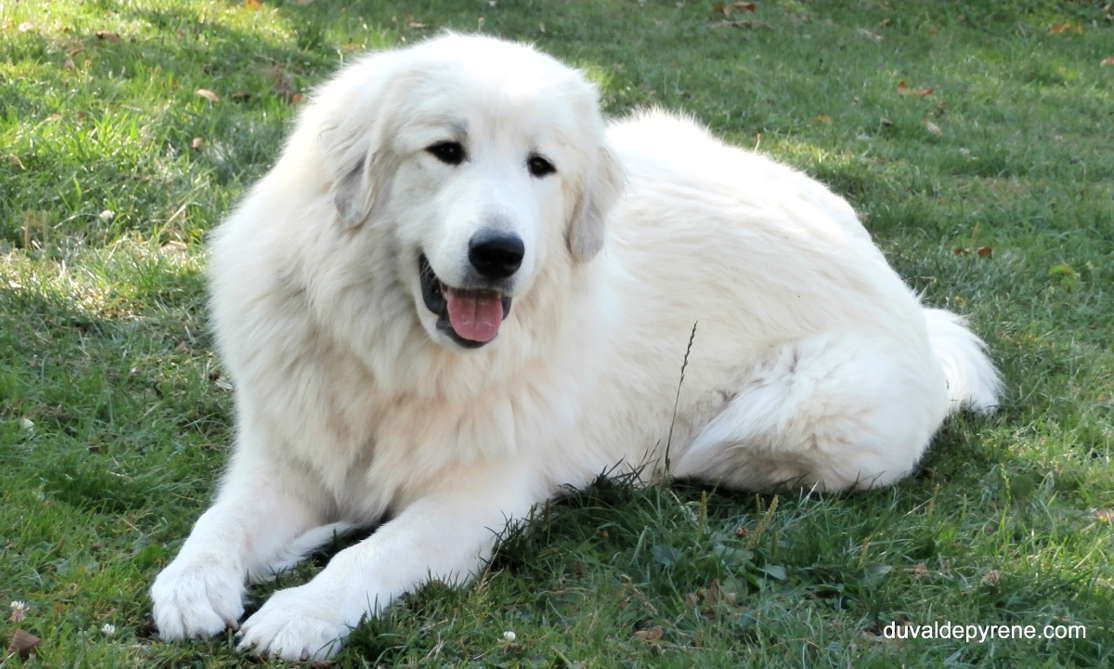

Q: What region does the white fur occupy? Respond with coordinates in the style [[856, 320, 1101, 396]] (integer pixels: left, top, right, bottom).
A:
[[150, 34, 1000, 661]]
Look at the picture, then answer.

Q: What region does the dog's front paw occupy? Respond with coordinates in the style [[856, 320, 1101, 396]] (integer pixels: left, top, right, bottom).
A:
[[151, 554, 245, 640], [237, 584, 351, 661]]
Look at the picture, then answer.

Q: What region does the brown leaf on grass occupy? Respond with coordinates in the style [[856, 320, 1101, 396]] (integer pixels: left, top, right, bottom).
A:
[[976, 246, 993, 257], [95, 30, 121, 42], [954, 247, 967, 255], [897, 81, 934, 97], [8, 630, 41, 658], [1101, 56, 1114, 66], [1048, 22, 1082, 34], [814, 114, 832, 124], [922, 117, 943, 136], [634, 626, 664, 642], [244, 0, 263, 10], [715, 1, 757, 16], [195, 88, 220, 103]]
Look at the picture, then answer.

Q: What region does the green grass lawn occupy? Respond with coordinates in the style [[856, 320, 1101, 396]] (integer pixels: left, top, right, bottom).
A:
[[2, 0, 1111, 666]]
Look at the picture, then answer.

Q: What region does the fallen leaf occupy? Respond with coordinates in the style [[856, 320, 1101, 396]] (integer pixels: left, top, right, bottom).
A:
[[244, 0, 263, 9], [715, 1, 757, 16], [290, 93, 305, 104], [897, 80, 908, 93], [160, 240, 188, 258], [1048, 22, 1082, 34], [8, 629, 41, 658], [190, 137, 204, 150], [634, 626, 664, 642], [923, 118, 943, 136], [1101, 56, 1114, 66], [954, 247, 967, 255], [815, 114, 832, 124], [95, 30, 121, 42], [976, 246, 993, 257], [195, 88, 220, 103]]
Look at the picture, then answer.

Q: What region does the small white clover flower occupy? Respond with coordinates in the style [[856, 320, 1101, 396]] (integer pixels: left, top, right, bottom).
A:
[[502, 630, 516, 642], [9, 600, 29, 622], [101, 623, 116, 636], [19, 417, 34, 432], [98, 209, 116, 222]]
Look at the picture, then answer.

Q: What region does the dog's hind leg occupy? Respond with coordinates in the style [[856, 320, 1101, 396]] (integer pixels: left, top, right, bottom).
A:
[[672, 332, 949, 492]]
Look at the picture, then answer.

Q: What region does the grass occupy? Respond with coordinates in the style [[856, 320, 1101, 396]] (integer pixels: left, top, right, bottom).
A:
[[1, 0, 1111, 666]]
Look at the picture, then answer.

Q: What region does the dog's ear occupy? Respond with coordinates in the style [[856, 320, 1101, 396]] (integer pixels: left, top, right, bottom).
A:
[[332, 148, 395, 228], [311, 54, 408, 229], [567, 145, 623, 261]]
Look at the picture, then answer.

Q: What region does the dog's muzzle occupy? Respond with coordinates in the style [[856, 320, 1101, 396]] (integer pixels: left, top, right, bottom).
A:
[[419, 254, 512, 349]]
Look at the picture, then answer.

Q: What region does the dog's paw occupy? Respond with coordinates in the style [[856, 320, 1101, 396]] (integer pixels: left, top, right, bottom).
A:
[[151, 555, 244, 640], [237, 585, 351, 661]]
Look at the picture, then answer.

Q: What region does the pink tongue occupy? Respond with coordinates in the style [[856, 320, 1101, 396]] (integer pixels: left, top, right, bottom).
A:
[[445, 289, 504, 343]]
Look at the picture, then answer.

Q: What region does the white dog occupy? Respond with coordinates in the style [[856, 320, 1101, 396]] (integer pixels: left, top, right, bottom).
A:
[[151, 34, 1000, 661]]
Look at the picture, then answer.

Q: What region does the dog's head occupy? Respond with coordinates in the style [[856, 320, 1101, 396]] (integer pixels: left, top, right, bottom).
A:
[[312, 34, 623, 351]]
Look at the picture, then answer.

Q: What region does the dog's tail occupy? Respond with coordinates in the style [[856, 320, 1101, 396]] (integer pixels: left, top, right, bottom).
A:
[[924, 308, 1001, 415]]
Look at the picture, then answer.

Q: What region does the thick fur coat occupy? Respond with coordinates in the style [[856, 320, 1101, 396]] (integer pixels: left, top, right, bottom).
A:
[[151, 34, 1000, 661]]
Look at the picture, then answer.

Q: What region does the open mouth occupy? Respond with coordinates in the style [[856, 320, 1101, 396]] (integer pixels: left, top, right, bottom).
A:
[[419, 254, 512, 349]]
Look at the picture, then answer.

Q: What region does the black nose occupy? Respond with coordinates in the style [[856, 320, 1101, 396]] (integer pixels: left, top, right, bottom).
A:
[[468, 231, 524, 280]]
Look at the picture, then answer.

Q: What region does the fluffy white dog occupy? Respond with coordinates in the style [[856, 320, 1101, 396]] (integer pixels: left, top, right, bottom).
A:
[[151, 34, 1000, 660]]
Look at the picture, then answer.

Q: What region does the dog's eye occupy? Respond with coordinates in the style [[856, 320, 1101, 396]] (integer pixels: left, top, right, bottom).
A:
[[527, 154, 556, 178], [426, 141, 466, 166]]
